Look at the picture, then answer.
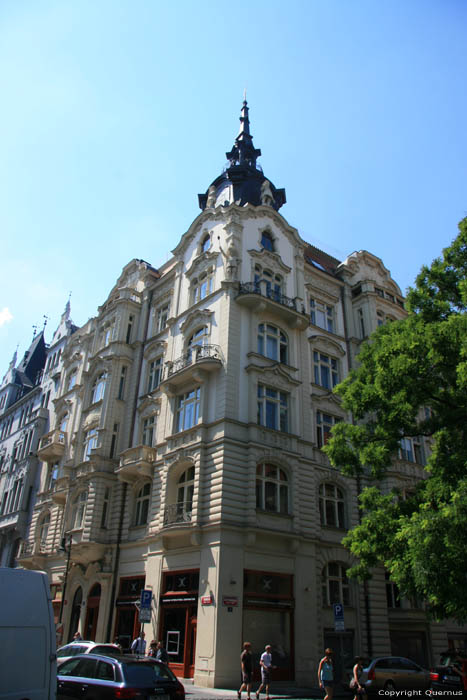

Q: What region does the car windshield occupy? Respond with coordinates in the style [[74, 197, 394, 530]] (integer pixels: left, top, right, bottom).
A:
[[57, 645, 87, 658], [122, 662, 176, 684]]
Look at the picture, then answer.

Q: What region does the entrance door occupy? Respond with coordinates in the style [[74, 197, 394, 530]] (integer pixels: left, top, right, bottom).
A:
[[243, 608, 294, 681], [84, 584, 101, 641], [160, 605, 197, 678]]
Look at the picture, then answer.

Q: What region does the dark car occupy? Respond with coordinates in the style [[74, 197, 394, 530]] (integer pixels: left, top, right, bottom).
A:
[[57, 653, 185, 700], [430, 651, 466, 693], [361, 656, 430, 694]]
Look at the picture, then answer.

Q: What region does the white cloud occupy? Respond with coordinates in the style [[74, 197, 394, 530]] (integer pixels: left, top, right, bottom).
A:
[[0, 307, 13, 327]]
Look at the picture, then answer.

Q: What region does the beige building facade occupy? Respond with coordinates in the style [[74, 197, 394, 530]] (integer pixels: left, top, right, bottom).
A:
[[16, 101, 467, 686]]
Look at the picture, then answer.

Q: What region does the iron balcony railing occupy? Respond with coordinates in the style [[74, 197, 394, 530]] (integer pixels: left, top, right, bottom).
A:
[[163, 501, 193, 526], [237, 282, 306, 315], [166, 344, 222, 377]]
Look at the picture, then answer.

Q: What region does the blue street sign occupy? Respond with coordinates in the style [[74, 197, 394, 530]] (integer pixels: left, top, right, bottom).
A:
[[333, 603, 344, 621], [140, 589, 152, 609]]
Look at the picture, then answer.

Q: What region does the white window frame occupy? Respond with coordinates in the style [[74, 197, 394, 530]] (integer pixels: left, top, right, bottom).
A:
[[313, 352, 339, 389], [257, 384, 288, 432], [84, 428, 98, 461], [175, 388, 201, 433], [310, 298, 334, 333], [192, 269, 214, 304], [255, 463, 289, 514], [319, 483, 345, 528], [257, 324, 288, 363], [322, 562, 350, 606], [72, 490, 88, 530], [91, 372, 106, 404], [142, 415, 156, 446], [134, 483, 151, 526]]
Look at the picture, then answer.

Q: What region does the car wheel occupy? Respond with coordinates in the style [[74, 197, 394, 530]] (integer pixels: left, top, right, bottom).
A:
[[384, 681, 396, 692]]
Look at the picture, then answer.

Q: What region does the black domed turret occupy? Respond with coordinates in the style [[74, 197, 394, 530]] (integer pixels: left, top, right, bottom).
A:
[[198, 99, 286, 211]]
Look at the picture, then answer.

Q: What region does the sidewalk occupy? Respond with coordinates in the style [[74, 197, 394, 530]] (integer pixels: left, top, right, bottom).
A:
[[184, 681, 348, 700]]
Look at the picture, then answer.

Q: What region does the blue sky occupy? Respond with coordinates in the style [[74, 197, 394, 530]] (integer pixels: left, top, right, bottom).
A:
[[1, 0, 466, 372]]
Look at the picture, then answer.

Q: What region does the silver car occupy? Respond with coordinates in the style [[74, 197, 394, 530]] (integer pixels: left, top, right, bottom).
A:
[[57, 641, 121, 667], [363, 656, 430, 693]]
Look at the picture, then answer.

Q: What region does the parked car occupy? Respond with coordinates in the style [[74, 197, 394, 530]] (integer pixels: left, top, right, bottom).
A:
[[430, 651, 466, 693], [57, 653, 185, 700], [57, 641, 122, 666], [361, 656, 430, 694]]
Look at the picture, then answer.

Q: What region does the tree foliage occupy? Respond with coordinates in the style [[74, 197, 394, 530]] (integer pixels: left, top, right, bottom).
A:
[[324, 218, 467, 622]]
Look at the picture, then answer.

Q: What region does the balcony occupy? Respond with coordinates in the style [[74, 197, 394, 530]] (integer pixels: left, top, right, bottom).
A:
[[117, 445, 157, 483], [163, 501, 192, 527], [236, 282, 309, 330], [17, 540, 47, 569], [51, 473, 71, 505], [160, 344, 223, 392], [37, 429, 66, 462]]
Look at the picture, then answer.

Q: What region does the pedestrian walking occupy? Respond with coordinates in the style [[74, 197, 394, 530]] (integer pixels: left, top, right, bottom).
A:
[[350, 657, 366, 699], [237, 642, 253, 700], [318, 648, 334, 700], [256, 644, 275, 700], [156, 640, 169, 664], [131, 631, 146, 655]]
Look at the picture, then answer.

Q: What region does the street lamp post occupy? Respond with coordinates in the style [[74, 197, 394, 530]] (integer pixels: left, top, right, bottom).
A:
[[59, 533, 72, 624]]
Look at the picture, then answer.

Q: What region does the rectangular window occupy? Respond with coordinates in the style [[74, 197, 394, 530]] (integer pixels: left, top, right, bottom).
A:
[[126, 315, 134, 344], [100, 487, 110, 528], [313, 352, 339, 389], [257, 384, 288, 432], [175, 388, 201, 432], [109, 423, 119, 459], [142, 416, 156, 446], [147, 357, 162, 393], [84, 428, 98, 461], [157, 305, 169, 333], [316, 411, 341, 447], [358, 308, 365, 338], [310, 299, 334, 332], [118, 366, 127, 400]]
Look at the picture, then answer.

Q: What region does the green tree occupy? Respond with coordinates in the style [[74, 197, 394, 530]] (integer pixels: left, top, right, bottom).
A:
[[324, 219, 467, 622]]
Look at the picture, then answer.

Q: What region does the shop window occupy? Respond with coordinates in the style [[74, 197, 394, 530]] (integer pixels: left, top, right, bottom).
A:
[[322, 562, 350, 606], [257, 385, 288, 432], [256, 463, 289, 514], [319, 483, 345, 528], [257, 324, 288, 363]]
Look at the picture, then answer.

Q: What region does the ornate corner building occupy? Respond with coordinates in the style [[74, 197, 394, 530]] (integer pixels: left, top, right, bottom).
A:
[[1, 101, 465, 686]]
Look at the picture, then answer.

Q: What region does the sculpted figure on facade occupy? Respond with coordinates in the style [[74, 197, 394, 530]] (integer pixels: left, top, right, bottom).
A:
[[218, 238, 240, 281], [260, 179, 275, 206]]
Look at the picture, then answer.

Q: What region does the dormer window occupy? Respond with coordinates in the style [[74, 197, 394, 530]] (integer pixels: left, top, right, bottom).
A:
[[261, 230, 274, 252], [201, 233, 211, 253]]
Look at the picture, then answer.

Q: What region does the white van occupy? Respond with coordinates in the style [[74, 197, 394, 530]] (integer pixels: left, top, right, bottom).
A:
[[0, 568, 56, 700]]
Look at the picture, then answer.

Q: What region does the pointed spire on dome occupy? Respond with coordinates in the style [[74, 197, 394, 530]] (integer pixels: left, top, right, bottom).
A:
[[62, 293, 71, 321], [226, 98, 262, 169], [9, 347, 18, 369]]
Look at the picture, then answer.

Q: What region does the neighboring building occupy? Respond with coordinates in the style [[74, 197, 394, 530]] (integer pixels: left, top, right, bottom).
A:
[[15, 101, 467, 684]]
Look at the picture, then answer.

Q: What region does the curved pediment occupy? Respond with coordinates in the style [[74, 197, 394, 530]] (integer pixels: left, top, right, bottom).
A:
[[245, 362, 301, 391], [143, 339, 167, 359], [308, 334, 346, 357], [180, 309, 214, 335], [248, 247, 291, 275]]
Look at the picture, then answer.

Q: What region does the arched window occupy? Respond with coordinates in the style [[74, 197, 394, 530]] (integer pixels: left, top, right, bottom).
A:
[[192, 269, 214, 304], [84, 428, 98, 461], [254, 265, 283, 300], [134, 483, 151, 526], [38, 512, 50, 547], [322, 562, 350, 606], [261, 230, 274, 252], [257, 324, 288, 363], [187, 326, 209, 362], [175, 467, 195, 521], [71, 491, 88, 530], [256, 463, 289, 514], [91, 372, 106, 404], [319, 483, 345, 528]]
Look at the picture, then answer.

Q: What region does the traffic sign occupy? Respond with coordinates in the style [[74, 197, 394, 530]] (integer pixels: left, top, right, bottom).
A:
[[333, 603, 345, 631], [139, 607, 151, 623], [140, 589, 152, 609]]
